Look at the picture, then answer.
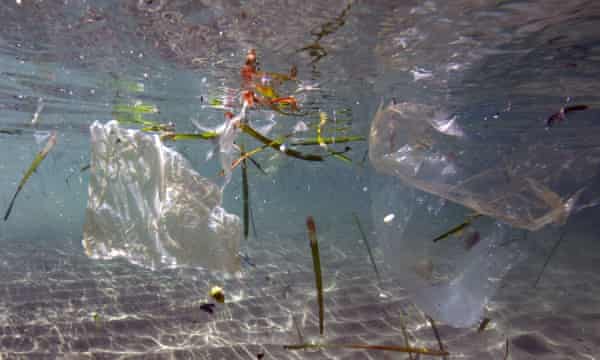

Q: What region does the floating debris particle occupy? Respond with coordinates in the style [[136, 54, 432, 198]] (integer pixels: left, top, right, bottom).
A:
[[464, 231, 481, 251], [383, 213, 395, 223], [239, 252, 256, 267], [199, 303, 216, 314], [0, 129, 23, 135], [414, 258, 434, 280], [296, 2, 352, 66], [317, 111, 328, 148], [209, 286, 225, 303], [293, 120, 309, 133], [307, 216, 325, 336], [30, 97, 44, 127], [352, 213, 381, 284], [534, 227, 568, 288], [292, 314, 305, 343], [4, 132, 57, 221], [477, 317, 491, 332], [283, 342, 449, 356], [433, 214, 481, 243], [92, 312, 101, 327], [546, 104, 589, 127], [427, 316, 449, 360], [241, 145, 250, 241], [411, 67, 433, 81]]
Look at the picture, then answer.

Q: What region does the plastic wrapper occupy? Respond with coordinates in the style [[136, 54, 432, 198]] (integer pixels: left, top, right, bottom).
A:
[[369, 101, 600, 231], [372, 179, 528, 327], [368, 100, 600, 327], [82, 120, 241, 273]]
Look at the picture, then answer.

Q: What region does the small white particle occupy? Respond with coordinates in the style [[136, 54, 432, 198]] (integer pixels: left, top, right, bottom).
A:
[[363, 186, 368, 192], [383, 213, 395, 223], [293, 120, 309, 133], [411, 68, 433, 81]]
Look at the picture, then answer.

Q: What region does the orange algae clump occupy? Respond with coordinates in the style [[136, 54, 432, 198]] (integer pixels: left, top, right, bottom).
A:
[[241, 49, 257, 83], [239, 49, 300, 113]]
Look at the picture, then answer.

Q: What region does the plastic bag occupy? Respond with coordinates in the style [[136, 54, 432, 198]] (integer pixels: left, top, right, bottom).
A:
[[369, 101, 598, 231], [82, 120, 241, 272], [371, 177, 528, 327], [368, 100, 600, 327]]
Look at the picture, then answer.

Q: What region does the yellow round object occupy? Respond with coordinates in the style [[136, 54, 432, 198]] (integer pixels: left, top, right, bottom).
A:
[[210, 286, 225, 303]]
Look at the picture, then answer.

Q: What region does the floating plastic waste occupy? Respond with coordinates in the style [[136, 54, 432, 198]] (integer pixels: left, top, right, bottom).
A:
[[372, 178, 527, 327], [369, 100, 600, 327], [369, 101, 600, 231], [82, 120, 241, 272]]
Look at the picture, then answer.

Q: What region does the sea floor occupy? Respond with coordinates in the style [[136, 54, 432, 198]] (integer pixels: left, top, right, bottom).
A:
[[0, 219, 598, 359]]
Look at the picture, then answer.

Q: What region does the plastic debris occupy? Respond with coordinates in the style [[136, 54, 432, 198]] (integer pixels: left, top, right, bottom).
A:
[[293, 120, 309, 133], [218, 107, 246, 188], [368, 99, 571, 326], [82, 120, 241, 272], [366, 99, 600, 327], [30, 97, 44, 127], [372, 181, 525, 327], [369, 101, 599, 231]]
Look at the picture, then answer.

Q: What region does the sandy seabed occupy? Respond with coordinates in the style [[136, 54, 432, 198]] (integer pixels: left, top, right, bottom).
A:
[[0, 218, 598, 360]]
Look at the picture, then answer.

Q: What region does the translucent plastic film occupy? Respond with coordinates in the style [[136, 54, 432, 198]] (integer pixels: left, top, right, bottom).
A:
[[82, 121, 241, 272], [369, 101, 600, 231], [372, 178, 528, 327], [368, 100, 600, 327]]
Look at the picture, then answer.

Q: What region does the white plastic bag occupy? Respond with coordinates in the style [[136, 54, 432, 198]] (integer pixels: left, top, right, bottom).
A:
[[82, 120, 241, 272]]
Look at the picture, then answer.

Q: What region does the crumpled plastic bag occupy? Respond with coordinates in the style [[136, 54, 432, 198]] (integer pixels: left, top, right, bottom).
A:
[[371, 178, 528, 327], [368, 100, 600, 327], [82, 120, 241, 272], [369, 101, 599, 231]]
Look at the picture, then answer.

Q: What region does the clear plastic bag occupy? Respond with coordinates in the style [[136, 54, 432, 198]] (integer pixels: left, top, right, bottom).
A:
[[82, 120, 241, 272], [369, 101, 598, 231], [368, 100, 600, 326], [372, 178, 528, 327]]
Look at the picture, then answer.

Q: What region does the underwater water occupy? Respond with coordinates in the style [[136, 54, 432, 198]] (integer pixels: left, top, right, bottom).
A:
[[0, 0, 600, 358]]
